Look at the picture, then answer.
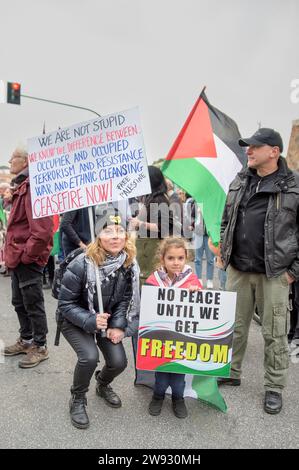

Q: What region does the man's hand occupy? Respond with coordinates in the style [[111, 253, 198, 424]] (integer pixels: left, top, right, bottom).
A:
[[285, 272, 295, 285], [216, 256, 224, 270], [107, 328, 125, 344], [96, 312, 110, 330]]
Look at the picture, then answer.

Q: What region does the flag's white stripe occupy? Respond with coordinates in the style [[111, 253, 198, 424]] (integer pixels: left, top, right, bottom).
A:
[[184, 375, 197, 399], [195, 133, 243, 194], [164, 377, 197, 399]]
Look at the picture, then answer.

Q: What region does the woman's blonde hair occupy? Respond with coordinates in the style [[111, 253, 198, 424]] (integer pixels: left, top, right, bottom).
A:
[[86, 232, 136, 267], [155, 237, 189, 270]]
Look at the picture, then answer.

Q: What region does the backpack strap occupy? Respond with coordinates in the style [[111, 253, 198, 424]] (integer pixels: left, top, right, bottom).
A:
[[54, 313, 62, 346], [53, 248, 85, 346], [54, 307, 63, 346]]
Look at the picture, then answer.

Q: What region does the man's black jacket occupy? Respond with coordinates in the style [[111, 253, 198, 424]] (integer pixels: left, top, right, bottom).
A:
[[220, 157, 299, 280]]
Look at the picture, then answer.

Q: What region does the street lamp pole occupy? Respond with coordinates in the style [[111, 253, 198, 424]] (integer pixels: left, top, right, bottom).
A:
[[21, 94, 102, 118]]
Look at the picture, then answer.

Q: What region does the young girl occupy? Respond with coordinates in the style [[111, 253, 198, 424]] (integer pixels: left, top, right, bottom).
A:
[[145, 237, 202, 419]]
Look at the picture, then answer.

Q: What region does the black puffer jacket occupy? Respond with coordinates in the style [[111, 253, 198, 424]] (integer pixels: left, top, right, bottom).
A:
[[58, 254, 133, 334]]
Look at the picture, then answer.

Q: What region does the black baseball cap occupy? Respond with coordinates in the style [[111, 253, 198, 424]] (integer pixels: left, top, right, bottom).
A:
[[239, 128, 283, 153]]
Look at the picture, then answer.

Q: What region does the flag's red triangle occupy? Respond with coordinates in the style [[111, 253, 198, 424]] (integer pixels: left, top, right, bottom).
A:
[[53, 214, 60, 233], [166, 95, 217, 160]]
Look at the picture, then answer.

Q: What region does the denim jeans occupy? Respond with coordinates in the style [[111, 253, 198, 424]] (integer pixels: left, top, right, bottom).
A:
[[11, 263, 48, 346], [218, 268, 227, 290], [194, 235, 215, 280], [154, 372, 185, 399]]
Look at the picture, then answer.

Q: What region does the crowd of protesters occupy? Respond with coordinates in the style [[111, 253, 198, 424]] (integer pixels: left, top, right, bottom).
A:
[[2, 128, 299, 428]]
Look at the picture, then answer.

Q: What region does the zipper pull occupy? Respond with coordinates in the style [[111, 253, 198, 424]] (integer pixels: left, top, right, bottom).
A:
[[256, 179, 262, 192], [276, 193, 281, 211]]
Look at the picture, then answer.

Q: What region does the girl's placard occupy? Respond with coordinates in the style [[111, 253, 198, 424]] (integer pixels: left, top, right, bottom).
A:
[[137, 286, 237, 377]]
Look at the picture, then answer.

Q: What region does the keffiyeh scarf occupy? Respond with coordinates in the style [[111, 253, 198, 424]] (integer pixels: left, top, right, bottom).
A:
[[155, 265, 193, 287], [85, 251, 140, 322]]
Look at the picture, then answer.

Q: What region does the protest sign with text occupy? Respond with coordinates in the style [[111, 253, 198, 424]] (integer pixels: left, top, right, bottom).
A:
[[27, 107, 151, 218], [137, 286, 236, 377]]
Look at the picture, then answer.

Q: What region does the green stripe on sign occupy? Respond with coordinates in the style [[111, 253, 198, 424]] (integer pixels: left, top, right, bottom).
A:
[[156, 361, 231, 376]]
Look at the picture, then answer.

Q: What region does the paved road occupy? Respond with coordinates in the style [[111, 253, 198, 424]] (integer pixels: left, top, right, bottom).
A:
[[0, 274, 298, 449]]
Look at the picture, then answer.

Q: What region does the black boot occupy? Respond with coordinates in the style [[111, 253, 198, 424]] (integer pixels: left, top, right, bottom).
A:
[[172, 398, 188, 419], [148, 395, 164, 416], [69, 394, 89, 429], [217, 377, 241, 386], [96, 376, 122, 408]]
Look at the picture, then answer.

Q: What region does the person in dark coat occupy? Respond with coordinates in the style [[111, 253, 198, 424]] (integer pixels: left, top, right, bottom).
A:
[[219, 128, 299, 415], [129, 166, 178, 284], [58, 211, 140, 429], [60, 207, 95, 256], [3, 147, 53, 368]]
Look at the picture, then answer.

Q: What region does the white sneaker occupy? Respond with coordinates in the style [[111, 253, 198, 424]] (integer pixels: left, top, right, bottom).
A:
[[207, 280, 214, 289], [288, 341, 299, 358]]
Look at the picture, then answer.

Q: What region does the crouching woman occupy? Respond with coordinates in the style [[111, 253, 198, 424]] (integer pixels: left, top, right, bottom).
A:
[[58, 214, 140, 429]]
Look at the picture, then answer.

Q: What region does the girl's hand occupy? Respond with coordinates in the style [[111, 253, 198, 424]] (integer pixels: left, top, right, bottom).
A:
[[189, 285, 201, 292], [107, 328, 125, 344], [96, 312, 110, 330], [128, 217, 140, 230]]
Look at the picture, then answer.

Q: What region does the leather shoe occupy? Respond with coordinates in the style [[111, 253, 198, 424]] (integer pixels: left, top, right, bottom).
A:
[[264, 391, 282, 414], [69, 395, 89, 429], [217, 377, 241, 386], [96, 383, 122, 408]]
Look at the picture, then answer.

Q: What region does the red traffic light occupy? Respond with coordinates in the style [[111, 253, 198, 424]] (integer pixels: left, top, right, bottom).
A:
[[12, 82, 20, 91], [7, 81, 21, 105]]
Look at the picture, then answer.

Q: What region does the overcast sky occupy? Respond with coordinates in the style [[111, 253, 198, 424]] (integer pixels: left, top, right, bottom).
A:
[[0, 0, 298, 167]]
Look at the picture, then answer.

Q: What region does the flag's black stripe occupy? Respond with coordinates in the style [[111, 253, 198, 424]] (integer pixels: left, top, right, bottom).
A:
[[201, 91, 247, 168]]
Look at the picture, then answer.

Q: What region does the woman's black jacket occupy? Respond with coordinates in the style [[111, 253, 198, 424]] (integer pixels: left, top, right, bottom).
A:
[[58, 255, 133, 335]]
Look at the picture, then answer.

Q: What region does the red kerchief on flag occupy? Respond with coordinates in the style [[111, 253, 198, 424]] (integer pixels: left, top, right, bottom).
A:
[[162, 90, 246, 244]]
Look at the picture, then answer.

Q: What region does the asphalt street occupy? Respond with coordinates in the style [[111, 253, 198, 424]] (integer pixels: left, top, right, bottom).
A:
[[0, 273, 298, 449]]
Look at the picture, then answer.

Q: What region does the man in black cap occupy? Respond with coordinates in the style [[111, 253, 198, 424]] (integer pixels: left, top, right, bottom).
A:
[[219, 128, 299, 414]]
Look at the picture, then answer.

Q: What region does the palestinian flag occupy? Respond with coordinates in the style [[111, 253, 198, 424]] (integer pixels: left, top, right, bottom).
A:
[[51, 214, 60, 256], [132, 335, 227, 412], [0, 202, 6, 226], [162, 91, 246, 243], [185, 375, 227, 412]]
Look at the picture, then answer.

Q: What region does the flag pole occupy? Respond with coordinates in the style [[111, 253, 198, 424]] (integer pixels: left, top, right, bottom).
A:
[[199, 85, 207, 98], [88, 206, 106, 337]]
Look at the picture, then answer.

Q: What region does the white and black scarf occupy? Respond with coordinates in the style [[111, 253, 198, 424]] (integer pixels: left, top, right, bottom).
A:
[[85, 251, 140, 322]]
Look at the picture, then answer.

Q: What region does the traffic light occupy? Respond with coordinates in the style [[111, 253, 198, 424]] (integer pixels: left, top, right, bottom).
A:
[[7, 82, 21, 105]]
